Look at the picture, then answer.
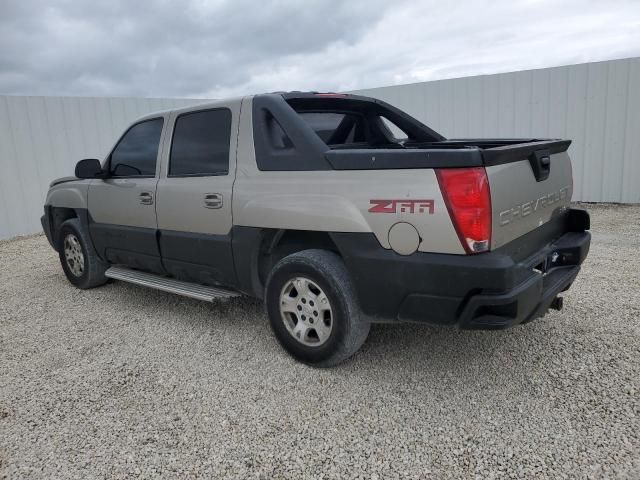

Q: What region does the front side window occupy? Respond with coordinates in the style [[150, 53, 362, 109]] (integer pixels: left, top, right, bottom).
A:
[[110, 118, 164, 177], [169, 109, 232, 176]]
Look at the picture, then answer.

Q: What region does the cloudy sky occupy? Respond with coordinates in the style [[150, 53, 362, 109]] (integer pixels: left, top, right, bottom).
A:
[[1, 0, 639, 99]]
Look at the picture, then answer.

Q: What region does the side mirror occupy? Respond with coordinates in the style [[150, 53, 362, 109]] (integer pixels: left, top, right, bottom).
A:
[[75, 159, 104, 179]]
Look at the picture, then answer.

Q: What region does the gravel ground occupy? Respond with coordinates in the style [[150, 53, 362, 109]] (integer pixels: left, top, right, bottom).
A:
[[1, 204, 638, 479]]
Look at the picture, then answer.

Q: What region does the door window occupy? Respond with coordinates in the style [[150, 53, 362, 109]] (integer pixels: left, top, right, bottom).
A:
[[169, 109, 232, 176], [109, 118, 164, 177]]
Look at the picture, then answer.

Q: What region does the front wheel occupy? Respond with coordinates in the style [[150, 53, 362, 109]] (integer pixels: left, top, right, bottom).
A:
[[265, 249, 370, 367], [58, 218, 108, 289]]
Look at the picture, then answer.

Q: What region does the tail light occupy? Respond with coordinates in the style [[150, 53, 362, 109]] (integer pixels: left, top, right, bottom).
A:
[[435, 167, 491, 254]]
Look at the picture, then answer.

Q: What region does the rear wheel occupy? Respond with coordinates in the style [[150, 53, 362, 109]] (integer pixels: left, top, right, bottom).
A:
[[265, 249, 369, 367], [58, 218, 108, 289]]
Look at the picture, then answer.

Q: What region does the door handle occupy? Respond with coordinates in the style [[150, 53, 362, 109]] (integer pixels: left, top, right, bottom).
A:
[[204, 193, 223, 209], [139, 192, 154, 205]]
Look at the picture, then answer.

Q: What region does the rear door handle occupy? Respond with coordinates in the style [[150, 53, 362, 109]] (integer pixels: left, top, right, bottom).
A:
[[139, 192, 154, 205], [204, 193, 223, 209]]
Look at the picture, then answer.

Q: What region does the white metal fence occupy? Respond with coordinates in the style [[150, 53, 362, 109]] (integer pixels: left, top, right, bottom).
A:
[[353, 57, 640, 205], [1, 58, 638, 240], [0, 96, 204, 239]]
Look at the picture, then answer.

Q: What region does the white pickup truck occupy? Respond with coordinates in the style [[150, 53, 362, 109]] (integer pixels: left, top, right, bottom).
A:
[[41, 92, 591, 366]]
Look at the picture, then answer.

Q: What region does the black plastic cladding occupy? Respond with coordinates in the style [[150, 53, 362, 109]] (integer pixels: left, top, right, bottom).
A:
[[252, 94, 331, 171], [283, 92, 445, 143], [252, 93, 571, 171], [252, 93, 450, 171]]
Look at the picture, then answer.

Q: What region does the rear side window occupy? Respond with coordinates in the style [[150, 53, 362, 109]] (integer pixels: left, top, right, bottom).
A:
[[110, 118, 164, 177], [169, 109, 232, 176]]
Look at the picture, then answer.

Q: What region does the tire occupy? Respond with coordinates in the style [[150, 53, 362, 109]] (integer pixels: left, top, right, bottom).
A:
[[57, 218, 109, 289], [265, 249, 370, 367]]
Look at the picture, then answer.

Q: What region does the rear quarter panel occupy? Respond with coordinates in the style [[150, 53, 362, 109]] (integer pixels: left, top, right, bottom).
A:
[[233, 97, 464, 255]]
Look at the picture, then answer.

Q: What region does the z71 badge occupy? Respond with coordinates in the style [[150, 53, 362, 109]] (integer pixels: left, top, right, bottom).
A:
[[368, 199, 434, 214]]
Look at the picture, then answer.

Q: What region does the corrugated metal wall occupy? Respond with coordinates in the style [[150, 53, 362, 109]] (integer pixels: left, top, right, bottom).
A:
[[353, 57, 640, 205], [0, 96, 205, 240], [0, 58, 638, 240]]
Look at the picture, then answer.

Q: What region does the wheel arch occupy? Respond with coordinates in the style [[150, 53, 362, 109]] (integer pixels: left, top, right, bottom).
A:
[[232, 227, 344, 299], [48, 207, 92, 250], [45, 181, 91, 250]]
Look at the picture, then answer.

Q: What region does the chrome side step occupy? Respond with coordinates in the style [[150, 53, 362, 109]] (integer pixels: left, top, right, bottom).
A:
[[105, 266, 241, 302]]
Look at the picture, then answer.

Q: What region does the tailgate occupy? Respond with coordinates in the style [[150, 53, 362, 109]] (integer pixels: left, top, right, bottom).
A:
[[483, 140, 573, 249]]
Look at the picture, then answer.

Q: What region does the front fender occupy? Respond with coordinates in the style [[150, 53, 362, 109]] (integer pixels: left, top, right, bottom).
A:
[[45, 180, 91, 209]]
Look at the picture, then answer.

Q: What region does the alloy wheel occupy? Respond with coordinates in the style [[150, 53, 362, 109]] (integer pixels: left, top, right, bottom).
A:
[[63, 233, 85, 277], [279, 276, 333, 346]]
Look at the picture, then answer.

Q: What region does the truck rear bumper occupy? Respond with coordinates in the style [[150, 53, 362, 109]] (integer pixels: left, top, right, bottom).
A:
[[331, 208, 590, 329], [400, 231, 589, 328]]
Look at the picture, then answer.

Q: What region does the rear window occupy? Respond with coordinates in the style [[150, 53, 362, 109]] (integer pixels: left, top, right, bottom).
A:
[[297, 112, 366, 145], [381, 116, 408, 141], [285, 94, 443, 150]]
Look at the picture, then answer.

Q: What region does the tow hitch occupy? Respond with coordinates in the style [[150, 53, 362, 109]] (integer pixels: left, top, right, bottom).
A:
[[550, 296, 564, 311]]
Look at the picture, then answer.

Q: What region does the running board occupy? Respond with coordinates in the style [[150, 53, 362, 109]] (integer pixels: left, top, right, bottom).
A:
[[105, 266, 241, 302]]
